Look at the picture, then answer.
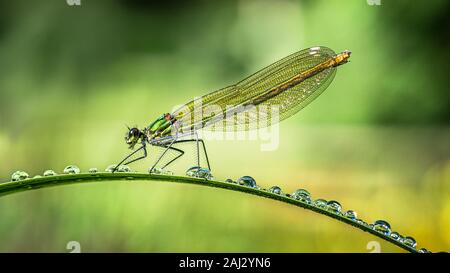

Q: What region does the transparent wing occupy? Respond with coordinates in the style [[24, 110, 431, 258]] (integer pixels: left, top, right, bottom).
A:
[[172, 46, 337, 132]]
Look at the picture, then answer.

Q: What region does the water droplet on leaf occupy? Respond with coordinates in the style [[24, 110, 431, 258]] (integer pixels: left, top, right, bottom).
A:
[[373, 220, 391, 236], [186, 166, 200, 177], [390, 232, 401, 241], [116, 165, 130, 173], [11, 171, 29, 182], [356, 219, 368, 227], [43, 170, 57, 176], [150, 168, 173, 175], [196, 168, 213, 180], [150, 168, 162, 174], [64, 165, 80, 174], [326, 200, 342, 214], [402, 236, 417, 248], [314, 199, 327, 209], [105, 165, 117, 173], [88, 168, 98, 173], [345, 210, 357, 219], [268, 186, 282, 194], [292, 189, 311, 203], [237, 176, 257, 188], [186, 166, 213, 180]]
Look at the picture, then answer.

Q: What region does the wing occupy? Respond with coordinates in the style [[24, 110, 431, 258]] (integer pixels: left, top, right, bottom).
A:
[[172, 46, 337, 133]]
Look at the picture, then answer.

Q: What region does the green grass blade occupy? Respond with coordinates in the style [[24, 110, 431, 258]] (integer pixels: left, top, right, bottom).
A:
[[0, 172, 421, 253]]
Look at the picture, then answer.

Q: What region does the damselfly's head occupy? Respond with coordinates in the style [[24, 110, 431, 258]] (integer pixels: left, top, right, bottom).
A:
[[125, 126, 143, 149], [333, 50, 351, 66]]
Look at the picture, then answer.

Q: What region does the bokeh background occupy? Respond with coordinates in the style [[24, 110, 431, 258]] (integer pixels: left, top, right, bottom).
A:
[[0, 0, 449, 252]]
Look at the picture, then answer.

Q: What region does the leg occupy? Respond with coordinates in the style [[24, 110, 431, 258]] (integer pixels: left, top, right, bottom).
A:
[[149, 136, 178, 173], [171, 138, 211, 170], [112, 144, 147, 173], [124, 145, 148, 165], [199, 139, 211, 170], [160, 146, 185, 169], [195, 131, 200, 167], [149, 138, 211, 171]]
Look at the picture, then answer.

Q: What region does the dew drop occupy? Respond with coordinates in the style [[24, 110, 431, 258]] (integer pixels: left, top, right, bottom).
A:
[[150, 168, 162, 174], [186, 166, 200, 176], [186, 166, 214, 180], [196, 168, 213, 180], [345, 210, 357, 219], [11, 171, 29, 182], [150, 168, 173, 175], [418, 248, 430, 253], [402, 236, 417, 248], [64, 165, 80, 174], [105, 165, 117, 173], [314, 199, 327, 209], [43, 170, 57, 176], [237, 176, 257, 188], [390, 232, 401, 241], [373, 220, 391, 236], [356, 219, 366, 226], [292, 189, 311, 203], [268, 186, 282, 194], [88, 168, 98, 173], [225, 178, 236, 183], [116, 165, 131, 173], [326, 200, 342, 214]]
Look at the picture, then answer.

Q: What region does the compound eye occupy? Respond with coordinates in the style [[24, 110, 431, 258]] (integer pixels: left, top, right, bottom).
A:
[[130, 128, 140, 137]]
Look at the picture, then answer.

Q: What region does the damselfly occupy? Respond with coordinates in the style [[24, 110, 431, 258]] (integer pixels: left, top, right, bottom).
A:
[[113, 46, 351, 173]]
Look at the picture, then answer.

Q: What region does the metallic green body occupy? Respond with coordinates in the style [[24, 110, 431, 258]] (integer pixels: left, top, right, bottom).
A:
[[147, 114, 174, 139]]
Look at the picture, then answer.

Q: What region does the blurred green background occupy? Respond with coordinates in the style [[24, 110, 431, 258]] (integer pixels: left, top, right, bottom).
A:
[[0, 0, 449, 252]]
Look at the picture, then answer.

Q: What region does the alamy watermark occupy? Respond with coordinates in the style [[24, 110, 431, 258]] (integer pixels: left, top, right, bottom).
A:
[[366, 0, 381, 6], [366, 241, 381, 253], [66, 0, 81, 6], [66, 241, 81, 253]]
